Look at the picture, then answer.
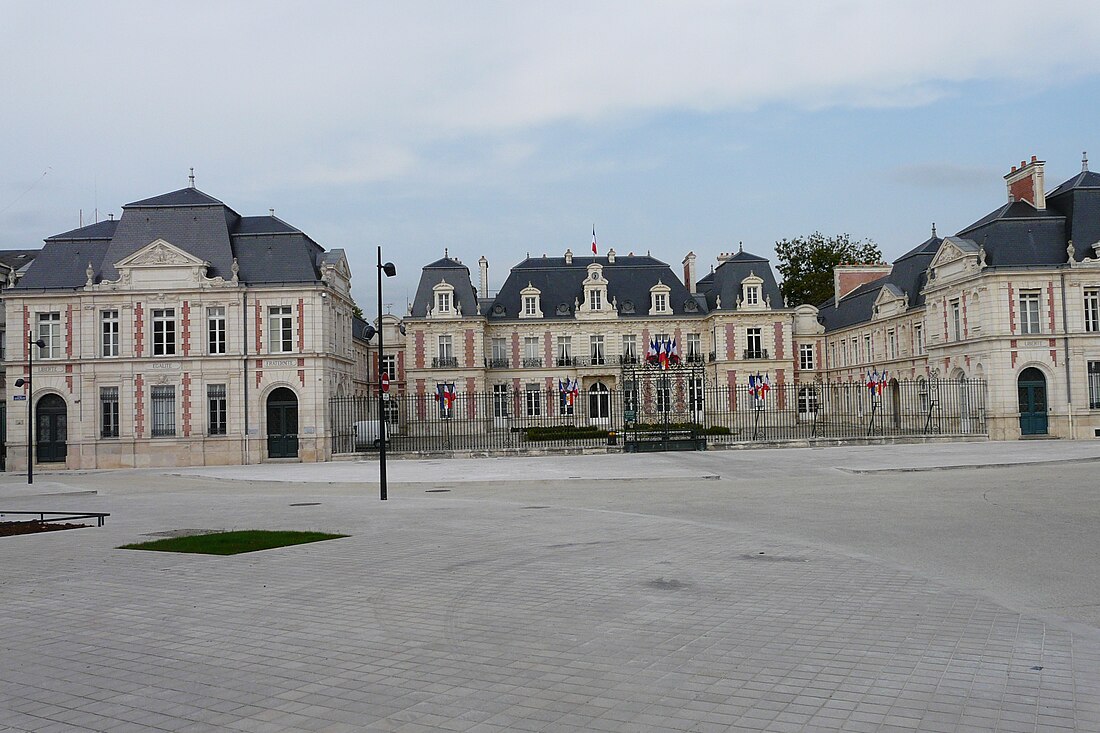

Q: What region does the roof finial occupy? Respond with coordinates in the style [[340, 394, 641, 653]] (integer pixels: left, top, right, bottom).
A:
[[188, 167, 195, 188], [269, 208, 275, 217], [932, 222, 937, 237], [444, 247, 449, 259], [1084, 151, 1090, 172], [738, 241, 743, 253]]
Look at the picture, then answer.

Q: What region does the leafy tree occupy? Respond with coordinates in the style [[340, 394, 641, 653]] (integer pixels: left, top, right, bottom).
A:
[[774, 232, 883, 307], [351, 304, 364, 320]]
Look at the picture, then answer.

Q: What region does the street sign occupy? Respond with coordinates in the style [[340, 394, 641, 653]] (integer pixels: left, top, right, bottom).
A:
[[12, 395, 26, 401], [381, 373, 390, 392]]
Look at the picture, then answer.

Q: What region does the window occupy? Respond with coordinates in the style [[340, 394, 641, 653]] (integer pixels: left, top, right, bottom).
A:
[[380, 354, 396, 380], [915, 323, 925, 355], [268, 305, 293, 353], [864, 334, 873, 362], [435, 335, 456, 367], [950, 299, 961, 341], [687, 333, 701, 362], [1085, 289, 1100, 333], [590, 289, 602, 311], [37, 312, 61, 359], [746, 328, 762, 359], [436, 291, 451, 313], [799, 343, 815, 371], [559, 389, 574, 415], [101, 310, 119, 357], [654, 293, 667, 312], [525, 383, 542, 416], [590, 335, 605, 365], [745, 286, 759, 306], [523, 336, 541, 367], [887, 330, 897, 360], [208, 307, 226, 354], [689, 377, 704, 414], [152, 308, 176, 356], [207, 384, 227, 435], [1019, 290, 1041, 334], [557, 336, 572, 366], [0, 329, 4, 361], [622, 335, 637, 362], [493, 384, 510, 418], [656, 379, 671, 413], [841, 341, 848, 367], [524, 295, 538, 316], [1090, 361, 1100, 409], [490, 337, 508, 367], [100, 387, 119, 438], [151, 385, 175, 437]]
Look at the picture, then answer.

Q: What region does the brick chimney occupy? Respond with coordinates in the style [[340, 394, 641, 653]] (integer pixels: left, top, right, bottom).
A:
[[682, 251, 697, 294], [834, 264, 892, 303], [1004, 155, 1046, 210]]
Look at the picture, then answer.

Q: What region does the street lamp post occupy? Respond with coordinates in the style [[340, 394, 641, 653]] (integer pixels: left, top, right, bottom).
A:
[[14, 331, 47, 485], [377, 246, 396, 500]]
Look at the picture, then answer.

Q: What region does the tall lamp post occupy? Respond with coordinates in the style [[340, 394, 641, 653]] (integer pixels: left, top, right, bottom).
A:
[[377, 246, 397, 500], [14, 331, 47, 485]]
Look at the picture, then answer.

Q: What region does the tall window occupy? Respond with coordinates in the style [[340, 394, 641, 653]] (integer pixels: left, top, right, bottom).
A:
[[557, 336, 572, 366], [1019, 290, 1041, 334], [915, 323, 925, 355], [207, 384, 227, 435], [653, 293, 667, 312], [590, 335, 605, 365], [687, 333, 701, 362], [622, 334, 637, 362], [1089, 361, 1100, 409], [525, 383, 541, 416], [100, 387, 119, 438], [689, 377, 704, 414], [493, 384, 510, 418], [799, 343, 814, 371], [436, 291, 451, 313], [208, 306, 226, 354], [523, 336, 541, 367], [101, 310, 119, 357], [380, 354, 396, 380], [151, 385, 175, 437], [524, 295, 538, 316], [268, 305, 293, 352], [37, 312, 61, 359], [950, 299, 961, 341], [656, 379, 671, 412], [887, 330, 897, 360], [490, 337, 508, 367], [152, 308, 176, 356], [865, 334, 873, 362], [745, 286, 759, 306], [437, 335, 453, 359], [589, 289, 602, 310], [1085, 289, 1100, 333], [746, 327, 762, 359]]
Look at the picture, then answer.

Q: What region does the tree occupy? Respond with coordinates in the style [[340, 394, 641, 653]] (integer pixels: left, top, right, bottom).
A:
[[774, 232, 883, 307], [351, 304, 364, 320]]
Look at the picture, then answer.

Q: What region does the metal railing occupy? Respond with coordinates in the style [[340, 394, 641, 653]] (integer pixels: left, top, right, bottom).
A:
[[331, 378, 986, 454], [743, 349, 770, 360], [432, 356, 459, 368]]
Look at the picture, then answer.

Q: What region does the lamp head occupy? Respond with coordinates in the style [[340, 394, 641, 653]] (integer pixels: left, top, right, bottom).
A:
[[14, 378, 26, 388], [362, 324, 376, 341], [32, 339, 45, 349], [381, 262, 396, 277]]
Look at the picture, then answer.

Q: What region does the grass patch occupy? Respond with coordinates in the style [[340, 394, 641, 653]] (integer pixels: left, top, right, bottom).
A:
[[119, 530, 347, 555]]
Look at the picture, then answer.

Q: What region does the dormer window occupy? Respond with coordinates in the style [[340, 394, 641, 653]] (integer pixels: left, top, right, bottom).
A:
[[590, 289, 602, 310], [649, 280, 672, 315], [437, 292, 451, 313], [519, 282, 543, 319], [579, 263, 610, 318], [740, 272, 765, 310], [745, 286, 759, 306], [431, 279, 457, 319]]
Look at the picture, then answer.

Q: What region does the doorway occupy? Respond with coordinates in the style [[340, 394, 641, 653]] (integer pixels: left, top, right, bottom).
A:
[[35, 394, 67, 463], [1017, 367, 1048, 436], [266, 387, 299, 458]]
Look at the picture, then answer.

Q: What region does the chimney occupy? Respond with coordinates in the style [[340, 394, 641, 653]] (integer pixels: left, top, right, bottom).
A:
[[564, 248, 573, 264], [834, 263, 892, 304], [1004, 155, 1046, 210], [682, 251, 697, 294], [478, 256, 488, 299], [607, 248, 615, 263]]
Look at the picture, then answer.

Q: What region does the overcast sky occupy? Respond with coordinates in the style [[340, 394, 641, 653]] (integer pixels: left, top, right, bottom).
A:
[[3, 1, 1100, 310]]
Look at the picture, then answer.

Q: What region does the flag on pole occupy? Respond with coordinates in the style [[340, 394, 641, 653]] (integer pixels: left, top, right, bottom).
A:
[[748, 374, 759, 399], [877, 370, 889, 395], [591, 226, 597, 255], [762, 373, 771, 397], [866, 370, 877, 395], [658, 339, 669, 370], [435, 383, 456, 409]]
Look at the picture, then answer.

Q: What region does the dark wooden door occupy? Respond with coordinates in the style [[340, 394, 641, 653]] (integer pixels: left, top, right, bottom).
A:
[[35, 394, 67, 463], [1017, 368, 1048, 436], [266, 388, 299, 458]]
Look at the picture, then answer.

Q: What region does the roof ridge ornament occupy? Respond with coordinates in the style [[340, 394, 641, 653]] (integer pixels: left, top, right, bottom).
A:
[[738, 241, 743, 253], [931, 222, 937, 237], [188, 167, 195, 188], [1084, 152, 1089, 173]]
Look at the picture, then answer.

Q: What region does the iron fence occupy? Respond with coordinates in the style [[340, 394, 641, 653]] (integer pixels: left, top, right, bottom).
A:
[[330, 378, 986, 454]]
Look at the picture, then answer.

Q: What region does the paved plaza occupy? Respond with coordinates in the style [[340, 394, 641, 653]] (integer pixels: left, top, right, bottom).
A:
[[2, 441, 1100, 732]]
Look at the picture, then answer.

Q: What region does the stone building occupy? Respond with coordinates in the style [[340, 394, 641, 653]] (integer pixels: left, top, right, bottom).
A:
[[4, 184, 357, 470]]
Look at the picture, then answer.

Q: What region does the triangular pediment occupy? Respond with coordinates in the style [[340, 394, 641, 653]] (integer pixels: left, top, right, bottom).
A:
[[115, 239, 210, 269], [928, 236, 979, 270], [873, 283, 905, 308]]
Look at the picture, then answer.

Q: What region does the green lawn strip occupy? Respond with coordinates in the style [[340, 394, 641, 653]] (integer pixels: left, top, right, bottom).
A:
[[119, 530, 348, 555]]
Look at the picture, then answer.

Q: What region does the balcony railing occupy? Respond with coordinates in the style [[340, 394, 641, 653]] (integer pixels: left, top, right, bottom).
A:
[[685, 353, 704, 364], [485, 357, 510, 369], [522, 357, 543, 368], [618, 355, 639, 365], [556, 357, 576, 367], [743, 349, 770, 360], [432, 356, 459, 368]]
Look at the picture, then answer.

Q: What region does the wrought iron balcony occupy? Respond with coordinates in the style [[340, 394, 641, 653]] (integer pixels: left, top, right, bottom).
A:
[[618, 355, 639, 365], [522, 357, 543, 368], [432, 356, 459, 368], [743, 349, 770, 360], [484, 358, 510, 369], [685, 353, 704, 364], [555, 357, 576, 367]]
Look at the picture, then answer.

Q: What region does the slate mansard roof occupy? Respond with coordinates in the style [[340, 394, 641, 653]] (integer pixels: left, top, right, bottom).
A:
[[486, 254, 702, 320], [17, 187, 334, 290], [696, 249, 783, 312]]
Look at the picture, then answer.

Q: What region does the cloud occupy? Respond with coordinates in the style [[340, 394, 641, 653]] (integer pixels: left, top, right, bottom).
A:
[[885, 163, 1002, 189]]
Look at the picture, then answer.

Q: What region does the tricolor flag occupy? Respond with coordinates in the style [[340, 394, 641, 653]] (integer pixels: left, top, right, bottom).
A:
[[435, 383, 456, 409], [866, 370, 878, 395], [658, 339, 670, 370], [877, 370, 889, 395], [762, 373, 771, 397], [647, 337, 658, 362], [748, 373, 760, 399], [591, 226, 597, 255]]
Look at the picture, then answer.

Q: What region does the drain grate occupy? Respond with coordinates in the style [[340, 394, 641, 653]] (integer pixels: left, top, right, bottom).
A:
[[289, 502, 321, 507], [522, 505, 549, 509], [425, 489, 451, 493]]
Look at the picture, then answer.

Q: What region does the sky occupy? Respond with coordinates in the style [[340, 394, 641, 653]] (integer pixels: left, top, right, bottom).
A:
[[4, 1, 1100, 312]]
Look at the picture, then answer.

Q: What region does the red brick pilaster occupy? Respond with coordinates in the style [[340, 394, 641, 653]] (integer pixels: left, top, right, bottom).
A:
[[397, 350, 405, 386], [415, 379, 427, 419], [181, 301, 191, 356], [22, 306, 29, 359], [673, 328, 682, 358], [725, 324, 736, 360], [298, 369, 305, 386], [1008, 284, 1016, 334], [414, 331, 425, 369], [181, 372, 192, 437], [543, 331, 552, 365], [254, 301, 263, 353], [256, 358, 263, 387], [511, 332, 520, 366], [135, 302, 145, 357], [65, 305, 73, 358], [135, 374, 145, 437], [465, 329, 475, 368], [466, 377, 476, 418], [297, 298, 305, 352], [1047, 281, 1056, 333], [727, 370, 737, 410], [773, 322, 784, 360], [775, 368, 786, 409]]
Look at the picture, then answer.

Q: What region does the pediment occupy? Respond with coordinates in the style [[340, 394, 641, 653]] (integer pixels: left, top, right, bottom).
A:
[[871, 283, 907, 319], [928, 236, 979, 270], [115, 239, 209, 269]]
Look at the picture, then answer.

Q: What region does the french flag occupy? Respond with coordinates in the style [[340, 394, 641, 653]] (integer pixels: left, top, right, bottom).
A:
[[591, 226, 597, 255]]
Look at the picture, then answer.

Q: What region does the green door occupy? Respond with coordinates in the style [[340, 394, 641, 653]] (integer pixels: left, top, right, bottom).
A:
[[266, 388, 299, 458], [1017, 368, 1048, 436], [35, 394, 67, 463]]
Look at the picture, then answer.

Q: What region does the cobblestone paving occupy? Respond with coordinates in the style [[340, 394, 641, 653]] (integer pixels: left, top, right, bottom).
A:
[[2, 447, 1100, 732]]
